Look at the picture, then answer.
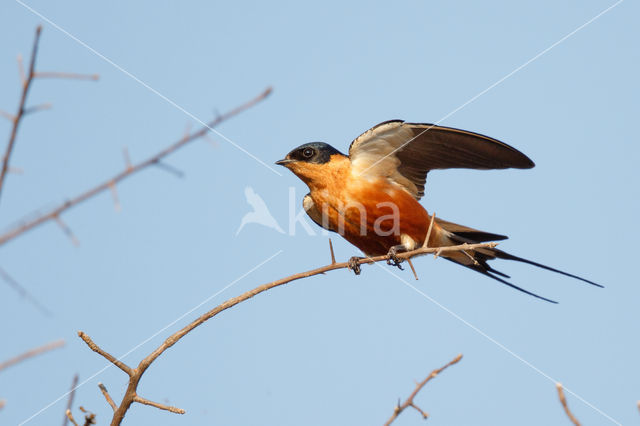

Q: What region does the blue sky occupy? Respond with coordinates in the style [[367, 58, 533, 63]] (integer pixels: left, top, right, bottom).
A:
[[1, 1, 638, 425]]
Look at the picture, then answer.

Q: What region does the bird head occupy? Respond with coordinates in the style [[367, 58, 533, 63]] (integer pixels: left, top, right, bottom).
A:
[[276, 142, 346, 185]]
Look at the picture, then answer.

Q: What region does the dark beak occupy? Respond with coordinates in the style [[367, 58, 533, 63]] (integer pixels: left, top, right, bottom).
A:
[[275, 158, 295, 166]]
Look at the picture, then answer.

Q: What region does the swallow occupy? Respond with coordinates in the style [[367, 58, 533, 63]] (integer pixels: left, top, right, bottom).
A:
[[276, 120, 602, 303]]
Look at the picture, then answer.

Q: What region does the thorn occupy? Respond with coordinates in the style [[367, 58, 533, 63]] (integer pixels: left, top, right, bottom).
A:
[[460, 249, 479, 266], [407, 258, 419, 280], [328, 238, 336, 264], [422, 212, 436, 248], [122, 147, 132, 171], [22, 103, 52, 115], [0, 109, 15, 121], [17, 54, 26, 85], [34, 72, 99, 81], [183, 122, 192, 139], [108, 181, 121, 212], [54, 215, 80, 246], [154, 160, 184, 178], [203, 133, 218, 148]]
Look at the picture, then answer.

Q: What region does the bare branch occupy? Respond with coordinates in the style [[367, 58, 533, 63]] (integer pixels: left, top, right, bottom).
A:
[[67, 407, 96, 426], [78, 241, 486, 425], [0, 266, 52, 316], [0, 86, 272, 247], [384, 354, 463, 425], [556, 383, 581, 426], [34, 72, 99, 81], [77, 332, 133, 376], [133, 395, 185, 414], [0, 399, 5, 410], [0, 339, 64, 372], [0, 26, 42, 206], [62, 374, 79, 426], [65, 410, 79, 426], [98, 383, 117, 412], [78, 407, 96, 426], [0, 26, 97, 209]]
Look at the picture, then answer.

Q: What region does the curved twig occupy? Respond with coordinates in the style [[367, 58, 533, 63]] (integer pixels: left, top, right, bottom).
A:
[[384, 354, 463, 425], [556, 383, 581, 426], [78, 242, 493, 425]]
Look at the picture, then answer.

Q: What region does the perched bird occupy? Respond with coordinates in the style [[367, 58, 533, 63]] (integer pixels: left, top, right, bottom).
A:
[[276, 120, 601, 303]]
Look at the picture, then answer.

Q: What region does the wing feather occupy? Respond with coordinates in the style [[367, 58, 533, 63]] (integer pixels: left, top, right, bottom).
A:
[[349, 120, 534, 199]]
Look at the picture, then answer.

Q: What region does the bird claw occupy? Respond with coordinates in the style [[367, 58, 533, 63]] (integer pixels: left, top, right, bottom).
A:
[[386, 246, 405, 270], [348, 256, 363, 275]]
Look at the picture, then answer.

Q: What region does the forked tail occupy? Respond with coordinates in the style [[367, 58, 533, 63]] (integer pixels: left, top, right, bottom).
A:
[[437, 218, 603, 303]]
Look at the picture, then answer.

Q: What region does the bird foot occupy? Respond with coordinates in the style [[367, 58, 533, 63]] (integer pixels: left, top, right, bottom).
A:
[[348, 256, 363, 275], [386, 246, 405, 270]]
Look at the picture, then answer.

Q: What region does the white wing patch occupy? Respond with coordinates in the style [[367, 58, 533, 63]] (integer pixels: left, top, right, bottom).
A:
[[349, 121, 419, 197]]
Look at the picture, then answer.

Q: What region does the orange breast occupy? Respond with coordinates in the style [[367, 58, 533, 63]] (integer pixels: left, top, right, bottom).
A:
[[304, 157, 435, 256]]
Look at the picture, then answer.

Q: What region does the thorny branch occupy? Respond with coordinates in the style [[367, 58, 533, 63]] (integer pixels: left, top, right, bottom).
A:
[[0, 339, 65, 372], [78, 241, 493, 425], [0, 86, 271, 247], [62, 374, 79, 426], [384, 354, 463, 425], [65, 407, 96, 426], [0, 26, 41, 206], [98, 383, 117, 412], [556, 383, 581, 426], [0, 26, 98, 208]]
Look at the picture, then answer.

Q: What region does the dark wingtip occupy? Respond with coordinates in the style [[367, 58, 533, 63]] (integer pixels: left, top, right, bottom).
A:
[[516, 155, 535, 169]]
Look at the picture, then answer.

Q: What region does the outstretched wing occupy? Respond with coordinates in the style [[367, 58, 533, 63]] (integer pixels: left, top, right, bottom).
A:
[[348, 120, 535, 199]]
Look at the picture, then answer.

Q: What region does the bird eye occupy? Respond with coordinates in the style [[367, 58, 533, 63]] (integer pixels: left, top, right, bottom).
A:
[[302, 147, 315, 158]]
